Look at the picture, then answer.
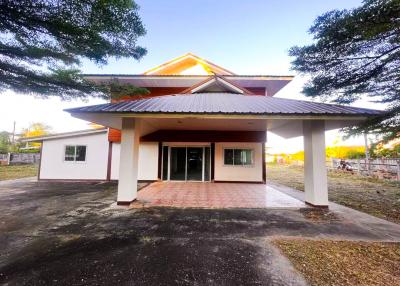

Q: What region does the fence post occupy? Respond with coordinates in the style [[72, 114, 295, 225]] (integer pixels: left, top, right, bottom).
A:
[[357, 158, 361, 174], [397, 160, 400, 181], [6, 153, 10, 165]]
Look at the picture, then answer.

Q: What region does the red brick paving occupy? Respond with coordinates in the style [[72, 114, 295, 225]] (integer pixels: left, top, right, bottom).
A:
[[137, 182, 305, 209]]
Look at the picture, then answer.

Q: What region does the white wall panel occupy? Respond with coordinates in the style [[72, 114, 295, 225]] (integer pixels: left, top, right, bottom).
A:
[[40, 133, 108, 180]]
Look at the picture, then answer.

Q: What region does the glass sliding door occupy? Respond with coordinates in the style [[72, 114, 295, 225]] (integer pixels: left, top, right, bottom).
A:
[[186, 147, 203, 181], [164, 146, 211, 181], [170, 147, 186, 180]]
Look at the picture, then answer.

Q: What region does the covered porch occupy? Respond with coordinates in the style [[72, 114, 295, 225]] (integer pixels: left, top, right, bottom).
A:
[[137, 181, 306, 209], [66, 92, 381, 208]]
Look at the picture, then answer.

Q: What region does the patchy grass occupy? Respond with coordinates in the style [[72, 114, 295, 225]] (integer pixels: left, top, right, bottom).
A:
[[274, 239, 400, 286], [266, 163, 400, 224], [0, 164, 38, 181]]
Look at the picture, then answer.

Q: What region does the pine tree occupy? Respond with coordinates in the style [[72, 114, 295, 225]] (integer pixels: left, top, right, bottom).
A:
[[290, 0, 400, 141], [0, 0, 147, 99]]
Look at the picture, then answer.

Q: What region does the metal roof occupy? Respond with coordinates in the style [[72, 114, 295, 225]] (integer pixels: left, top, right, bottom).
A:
[[20, 128, 107, 142], [65, 93, 382, 116]]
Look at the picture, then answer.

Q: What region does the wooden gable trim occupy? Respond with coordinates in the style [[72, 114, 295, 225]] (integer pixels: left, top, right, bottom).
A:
[[180, 75, 255, 95], [143, 53, 235, 76]]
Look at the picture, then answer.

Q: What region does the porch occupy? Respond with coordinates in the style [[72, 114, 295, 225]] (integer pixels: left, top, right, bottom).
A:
[[137, 182, 306, 208]]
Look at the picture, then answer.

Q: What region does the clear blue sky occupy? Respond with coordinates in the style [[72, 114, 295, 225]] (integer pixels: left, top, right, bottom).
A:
[[82, 0, 363, 75]]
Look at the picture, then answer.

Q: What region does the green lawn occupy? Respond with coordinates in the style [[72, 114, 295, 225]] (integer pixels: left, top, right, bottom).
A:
[[266, 163, 400, 224], [0, 164, 38, 181], [274, 239, 400, 286]]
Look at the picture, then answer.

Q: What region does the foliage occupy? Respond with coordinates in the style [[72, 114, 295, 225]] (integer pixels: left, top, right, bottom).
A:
[[0, 131, 10, 153], [326, 146, 365, 159], [289, 0, 400, 141], [370, 142, 400, 158], [21, 123, 51, 138], [102, 79, 150, 100], [290, 151, 304, 161], [271, 146, 366, 162], [0, 0, 146, 99], [20, 122, 52, 148], [18, 148, 41, 153]]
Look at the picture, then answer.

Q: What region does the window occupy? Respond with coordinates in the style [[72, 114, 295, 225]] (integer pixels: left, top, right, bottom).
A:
[[64, 145, 87, 162], [224, 148, 253, 166]]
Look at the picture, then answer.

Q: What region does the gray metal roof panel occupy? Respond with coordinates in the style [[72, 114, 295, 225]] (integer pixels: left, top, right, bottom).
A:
[[65, 93, 383, 116]]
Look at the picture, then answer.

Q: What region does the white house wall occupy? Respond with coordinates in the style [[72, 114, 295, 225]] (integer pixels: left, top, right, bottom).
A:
[[214, 142, 263, 182], [40, 132, 109, 180], [111, 142, 159, 181]]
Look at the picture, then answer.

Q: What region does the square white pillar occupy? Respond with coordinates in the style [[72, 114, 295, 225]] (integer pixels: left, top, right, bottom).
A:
[[303, 120, 328, 207], [117, 118, 140, 205]]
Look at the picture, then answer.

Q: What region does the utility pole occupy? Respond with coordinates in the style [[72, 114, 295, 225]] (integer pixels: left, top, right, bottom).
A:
[[11, 121, 16, 145]]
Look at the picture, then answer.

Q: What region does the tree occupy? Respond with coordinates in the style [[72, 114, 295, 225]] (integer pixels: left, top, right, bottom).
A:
[[21, 123, 52, 138], [289, 0, 400, 141], [103, 79, 150, 100], [0, 0, 147, 99], [0, 131, 11, 153], [20, 122, 52, 148]]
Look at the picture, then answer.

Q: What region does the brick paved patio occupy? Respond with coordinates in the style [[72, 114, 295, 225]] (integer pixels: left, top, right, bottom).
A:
[[137, 182, 306, 208]]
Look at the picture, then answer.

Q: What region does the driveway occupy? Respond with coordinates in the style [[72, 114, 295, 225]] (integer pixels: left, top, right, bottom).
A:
[[1, 179, 400, 285]]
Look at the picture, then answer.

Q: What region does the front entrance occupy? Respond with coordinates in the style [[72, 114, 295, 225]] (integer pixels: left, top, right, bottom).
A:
[[163, 146, 210, 181]]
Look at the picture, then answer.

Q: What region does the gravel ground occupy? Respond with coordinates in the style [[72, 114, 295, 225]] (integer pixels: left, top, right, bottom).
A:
[[1, 179, 400, 285]]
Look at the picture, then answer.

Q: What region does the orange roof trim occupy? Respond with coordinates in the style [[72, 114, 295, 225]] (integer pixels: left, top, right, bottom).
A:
[[143, 53, 236, 76]]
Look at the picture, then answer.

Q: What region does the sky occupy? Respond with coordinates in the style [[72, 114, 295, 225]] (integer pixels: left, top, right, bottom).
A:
[[1, 0, 382, 153]]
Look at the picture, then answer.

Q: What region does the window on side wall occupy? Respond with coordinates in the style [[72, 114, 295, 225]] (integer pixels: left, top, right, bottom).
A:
[[223, 148, 253, 166], [64, 145, 87, 162]]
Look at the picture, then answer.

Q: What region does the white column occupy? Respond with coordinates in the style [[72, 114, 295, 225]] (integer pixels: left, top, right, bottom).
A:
[[303, 120, 328, 207], [117, 118, 140, 204]]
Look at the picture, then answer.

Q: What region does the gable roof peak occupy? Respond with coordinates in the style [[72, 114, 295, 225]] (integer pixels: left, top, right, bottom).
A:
[[143, 53, 235, 76]]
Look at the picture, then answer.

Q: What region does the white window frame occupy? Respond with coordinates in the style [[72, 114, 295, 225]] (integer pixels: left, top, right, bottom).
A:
[[223, 148, 254, 167], [63, 145, 87, 163]]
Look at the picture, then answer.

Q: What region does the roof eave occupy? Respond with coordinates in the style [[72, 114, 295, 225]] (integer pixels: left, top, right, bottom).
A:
[[66, 110, 378, 120], [20, 128, 107, 142]]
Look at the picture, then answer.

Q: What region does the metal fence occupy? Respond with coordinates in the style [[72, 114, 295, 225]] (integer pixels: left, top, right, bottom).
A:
[[0, 153, 40, 165], [288, 158, 400, 181]]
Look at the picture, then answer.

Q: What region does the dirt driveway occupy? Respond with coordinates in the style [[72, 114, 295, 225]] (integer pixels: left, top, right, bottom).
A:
[[1, 179, 400, 285]]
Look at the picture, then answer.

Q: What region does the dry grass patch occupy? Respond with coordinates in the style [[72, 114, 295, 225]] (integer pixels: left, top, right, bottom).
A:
[[0, 164, 38, 181], [266, 163, 400, 224], [274, 239, 400, 286]]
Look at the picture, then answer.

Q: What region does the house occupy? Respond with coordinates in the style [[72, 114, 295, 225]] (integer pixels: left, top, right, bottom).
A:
[[24, 53, 382, 207]]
